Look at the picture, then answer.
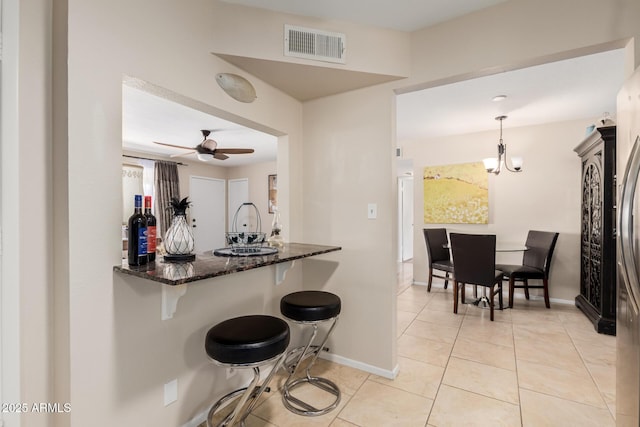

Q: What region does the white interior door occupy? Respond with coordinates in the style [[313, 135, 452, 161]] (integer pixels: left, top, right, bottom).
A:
[[189, 176, 225, 253], [228, 178, 249, 231], [398, 176, 414, 261]]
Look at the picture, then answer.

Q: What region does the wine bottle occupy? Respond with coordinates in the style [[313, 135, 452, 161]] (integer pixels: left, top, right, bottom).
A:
[[127, 195, 148, 265], [144, 195, 157, 262]]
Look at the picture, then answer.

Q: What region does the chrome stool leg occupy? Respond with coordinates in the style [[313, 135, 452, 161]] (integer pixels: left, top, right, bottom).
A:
[[282, 316, 341, 416], [205, 315, 290, 427], [207, 352, 287, 427]]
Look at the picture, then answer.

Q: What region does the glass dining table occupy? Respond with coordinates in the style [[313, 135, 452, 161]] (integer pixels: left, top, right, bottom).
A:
[[442, 243, 529, 308], [442, 243, 528, 252], [495, 244, 529, 253]]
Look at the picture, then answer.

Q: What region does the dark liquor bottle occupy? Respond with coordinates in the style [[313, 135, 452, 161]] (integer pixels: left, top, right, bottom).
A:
[[127, 195, 148, 266], [144, 195, 157, 262]]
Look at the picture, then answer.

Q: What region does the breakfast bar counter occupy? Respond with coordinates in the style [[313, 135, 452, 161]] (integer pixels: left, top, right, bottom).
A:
[[114, 242, 342, 286]]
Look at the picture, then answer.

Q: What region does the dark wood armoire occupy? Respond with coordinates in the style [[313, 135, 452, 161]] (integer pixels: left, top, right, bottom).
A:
[[574, 125, 616, 335]]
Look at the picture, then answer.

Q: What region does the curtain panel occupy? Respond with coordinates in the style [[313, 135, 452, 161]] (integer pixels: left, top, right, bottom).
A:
[[154, 161, 180, 238]]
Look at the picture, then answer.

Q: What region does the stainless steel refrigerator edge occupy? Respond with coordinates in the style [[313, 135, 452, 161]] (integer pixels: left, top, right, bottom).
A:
[[616, 65, 640, 426]]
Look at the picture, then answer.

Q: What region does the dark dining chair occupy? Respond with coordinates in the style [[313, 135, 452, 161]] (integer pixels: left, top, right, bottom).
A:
[[496, 230, 559, 308], [450, 233, 503, 321], [423, 228, 454, 292]]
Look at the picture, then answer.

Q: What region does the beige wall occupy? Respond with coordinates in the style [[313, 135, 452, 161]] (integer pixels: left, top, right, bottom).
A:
[[408, 0, 640, 86], [62, 0, 303, 426], [405, 118, 596, 302], [301, 84, 398, 370], [4, 0, 640, 426], [210, 1, 411, 77]]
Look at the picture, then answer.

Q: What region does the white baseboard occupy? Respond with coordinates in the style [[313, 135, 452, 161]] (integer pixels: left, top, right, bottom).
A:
[[182, 354, 399, 427], [412, 280, 429, 287], [183, 410, 207, 427], [410, 280, 574, 305], [320, 352, 399, 379]]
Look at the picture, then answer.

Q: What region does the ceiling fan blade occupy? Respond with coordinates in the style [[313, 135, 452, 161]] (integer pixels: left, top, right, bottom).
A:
[[213, 152, 229, 160], [169, 150, 196, 158], [153, 141, 194, 150], [215, 148, 255, 154]]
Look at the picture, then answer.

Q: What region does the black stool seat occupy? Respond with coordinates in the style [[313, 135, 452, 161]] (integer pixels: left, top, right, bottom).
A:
[[281, 291, 341, 322], [205, 315, 290, 365]]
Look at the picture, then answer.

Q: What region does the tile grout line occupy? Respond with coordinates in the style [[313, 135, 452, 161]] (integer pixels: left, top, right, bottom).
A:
[[402, 274, 616, 426], [422, 286, 464, 426], [512, 319, 525, 427], [562, 321, 615, 419]]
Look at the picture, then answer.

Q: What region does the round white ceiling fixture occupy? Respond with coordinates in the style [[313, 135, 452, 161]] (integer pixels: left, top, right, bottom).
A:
[[216, 73, 257, 103]]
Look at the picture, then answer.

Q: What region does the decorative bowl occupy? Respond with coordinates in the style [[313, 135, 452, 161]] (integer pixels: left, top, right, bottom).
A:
[[225, 231, 267, 254]]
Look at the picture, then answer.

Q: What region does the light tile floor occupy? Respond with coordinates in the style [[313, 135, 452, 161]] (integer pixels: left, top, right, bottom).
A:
[[205, 262, 616, 426]]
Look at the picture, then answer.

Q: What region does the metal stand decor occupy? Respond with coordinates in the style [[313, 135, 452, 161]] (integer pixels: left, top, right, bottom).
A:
[[215, 202, 278, 257]]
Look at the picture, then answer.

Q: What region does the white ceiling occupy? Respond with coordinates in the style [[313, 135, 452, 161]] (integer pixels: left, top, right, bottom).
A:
[[397, 48, 626, 141], [123, 1, 627, 167], [122, 85, 278, 167], [221, 0, 510, 32]]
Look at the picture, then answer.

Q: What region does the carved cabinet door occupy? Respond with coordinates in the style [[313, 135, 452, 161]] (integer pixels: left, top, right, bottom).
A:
[[580, 152, 603, 308], [574, 125, 616, 335]]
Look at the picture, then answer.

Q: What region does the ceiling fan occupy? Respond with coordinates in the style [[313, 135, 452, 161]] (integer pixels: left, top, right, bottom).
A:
[[153, 130, 255, 161]]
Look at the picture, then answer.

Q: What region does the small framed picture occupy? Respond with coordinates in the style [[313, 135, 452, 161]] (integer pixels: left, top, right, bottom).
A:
[[268, 174, 277, 213]]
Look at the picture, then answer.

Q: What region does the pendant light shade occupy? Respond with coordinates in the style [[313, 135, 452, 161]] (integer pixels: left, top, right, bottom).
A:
[[483, 115, 523, 175]]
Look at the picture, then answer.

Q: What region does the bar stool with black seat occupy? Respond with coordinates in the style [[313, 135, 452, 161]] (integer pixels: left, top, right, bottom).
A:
[[205, 315, 290, 427], [280, 290, 341, 416]]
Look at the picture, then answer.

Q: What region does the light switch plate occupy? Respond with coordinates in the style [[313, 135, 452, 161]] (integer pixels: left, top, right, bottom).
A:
[[164, 379, 178, 406], [368, 203, 377, 219]]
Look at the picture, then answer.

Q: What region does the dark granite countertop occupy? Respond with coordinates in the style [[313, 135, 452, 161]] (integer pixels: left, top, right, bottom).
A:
[[114, 242, 341, 286]]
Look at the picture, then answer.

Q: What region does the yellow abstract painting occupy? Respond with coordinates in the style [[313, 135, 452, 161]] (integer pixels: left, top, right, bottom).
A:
[[423, 162, 488, 224]]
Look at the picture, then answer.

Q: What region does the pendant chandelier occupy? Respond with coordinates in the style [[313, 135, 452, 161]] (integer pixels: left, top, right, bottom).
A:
[[483, 115, 523, 175]]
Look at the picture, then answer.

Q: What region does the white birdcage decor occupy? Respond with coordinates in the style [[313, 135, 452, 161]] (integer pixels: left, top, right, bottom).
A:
[[164, 215, 195, 255], [164, 197, 196, 261]]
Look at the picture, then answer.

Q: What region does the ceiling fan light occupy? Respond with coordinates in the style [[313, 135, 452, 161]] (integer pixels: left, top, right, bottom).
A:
[[196, 153, 214, 162], [216, 73, 257, 103]]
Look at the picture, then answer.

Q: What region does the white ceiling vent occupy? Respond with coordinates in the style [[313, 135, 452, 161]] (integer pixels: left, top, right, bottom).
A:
[[284, 25, 346, 64]]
